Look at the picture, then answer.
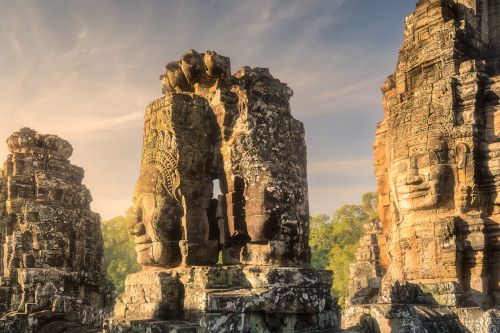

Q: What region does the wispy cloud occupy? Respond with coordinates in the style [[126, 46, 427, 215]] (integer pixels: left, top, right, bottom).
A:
[[0, 0, 413, 219]]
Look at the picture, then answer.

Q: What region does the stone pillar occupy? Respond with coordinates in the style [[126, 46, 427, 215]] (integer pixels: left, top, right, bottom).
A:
[[109, 50, 339, 333]]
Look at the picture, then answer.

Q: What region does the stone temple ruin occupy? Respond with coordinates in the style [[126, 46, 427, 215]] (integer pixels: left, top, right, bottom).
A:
[[108, 50, 338, 332], [345, 0, 500, 332], [0, 128, 113, 332], [6, 2, 500, 332]]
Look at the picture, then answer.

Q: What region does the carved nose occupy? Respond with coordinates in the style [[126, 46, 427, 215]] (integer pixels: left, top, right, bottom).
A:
[[406, 175, 423, 185], [405, 158, 423, 185]]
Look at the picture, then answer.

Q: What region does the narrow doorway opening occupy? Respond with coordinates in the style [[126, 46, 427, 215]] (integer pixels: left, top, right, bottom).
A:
[[208, 179, 221, 242]]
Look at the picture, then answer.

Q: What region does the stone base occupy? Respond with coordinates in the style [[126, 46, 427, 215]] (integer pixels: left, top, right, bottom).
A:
[[343, 304, 500, 333], [108, 319, 198, 333], [10, 268, 112, 324], [180, 241, 219, 266], [0, 268, 113, 332], [0, 310, 104, 333], [376, 280, 463, 307], [108, 265, 340, 332]]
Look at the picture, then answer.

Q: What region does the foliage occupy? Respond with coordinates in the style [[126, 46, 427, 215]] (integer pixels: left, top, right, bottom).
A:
[[329, 244, 357, 306], [361, 192, 379, 219], [102, 208, 140, 293], [309, 192, 378, 310], [309, 214, 332, 270]]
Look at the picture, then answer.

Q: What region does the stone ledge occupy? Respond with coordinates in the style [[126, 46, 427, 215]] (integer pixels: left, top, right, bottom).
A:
[[343, 304, 500, 333], [110, 266, 338, 332], [107, 319, 198, 333]]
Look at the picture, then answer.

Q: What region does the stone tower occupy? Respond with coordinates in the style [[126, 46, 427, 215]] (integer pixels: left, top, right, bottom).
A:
[[0, 128, 112, 332], [109, 51, 338, 333], [345, 1, 500, 332]]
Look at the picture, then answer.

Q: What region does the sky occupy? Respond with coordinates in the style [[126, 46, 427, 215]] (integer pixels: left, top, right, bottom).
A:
[[0, 0, 416, 220]]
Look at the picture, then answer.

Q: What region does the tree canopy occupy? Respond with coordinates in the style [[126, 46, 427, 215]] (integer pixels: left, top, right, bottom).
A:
[[309, 192, 378, 309], [102, 209, 140, 293]]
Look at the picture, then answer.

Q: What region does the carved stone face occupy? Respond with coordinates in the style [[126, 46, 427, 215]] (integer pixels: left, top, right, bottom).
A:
[[130, 171, 182, 267], [131, 193, 156, 265], [390, 135, 452, 215]]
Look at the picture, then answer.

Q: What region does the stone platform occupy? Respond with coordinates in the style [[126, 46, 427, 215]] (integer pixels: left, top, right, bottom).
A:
[[107, 265, 340, 332], [343, 304, 500, 333], [0, 267, 112, 333]]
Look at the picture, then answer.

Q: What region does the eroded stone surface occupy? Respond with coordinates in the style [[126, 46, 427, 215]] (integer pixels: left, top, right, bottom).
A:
[[0, 128, 113, 332], [345, 304, 500, 333], [109, 266, 338, 333], [348, 220, 384, 306], [110, 51, 336, 332], [346, 1, 500, 332], [129, 50, 309, 269]]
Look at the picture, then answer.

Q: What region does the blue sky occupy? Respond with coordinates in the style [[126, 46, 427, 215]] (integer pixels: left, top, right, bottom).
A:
[[0, 0, 416, 219]]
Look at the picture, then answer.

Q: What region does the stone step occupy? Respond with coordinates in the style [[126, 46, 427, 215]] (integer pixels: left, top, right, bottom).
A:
[[205, 288, 255, 312], [109, 319, 351, 333], [109, 319, 198, 333], [38, 321, 103, 333], [203, 286, 331, 315]]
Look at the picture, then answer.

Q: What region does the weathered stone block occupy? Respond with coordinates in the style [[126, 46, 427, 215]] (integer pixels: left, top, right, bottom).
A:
[[243, 266, 333, 289], [114, 270, 182, 321], [108, 319, 198, 333], [179, 241, 219, 266], [112, 265, 336, 332], [0, 129, 112, 331]]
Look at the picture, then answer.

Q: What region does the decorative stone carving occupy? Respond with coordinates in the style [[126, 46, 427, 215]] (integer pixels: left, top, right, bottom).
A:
[[348, 220, 384, 306], [130, 49, 310, 269], [130, 93, 217, 267], [0, 128, 113, 332], [345, 1, 500, 332], [109, 50, 337, 332]]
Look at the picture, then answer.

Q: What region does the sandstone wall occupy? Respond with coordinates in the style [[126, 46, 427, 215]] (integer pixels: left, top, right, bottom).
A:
[[347, 1, 500, 331], [0, 128, 112, 332]]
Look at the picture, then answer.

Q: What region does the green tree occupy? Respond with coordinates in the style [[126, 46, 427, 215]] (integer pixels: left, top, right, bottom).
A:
[[102, 209, 140, 293], [328, 244, 357, 307], [309, 214, 333, 269], [309, 192, 378, 310], [361, 192, 379, 219]]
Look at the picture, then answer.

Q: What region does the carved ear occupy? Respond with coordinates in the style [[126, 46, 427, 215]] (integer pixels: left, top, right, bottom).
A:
[[455, 143, 469, 169], [390, 198, 400, 224]]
